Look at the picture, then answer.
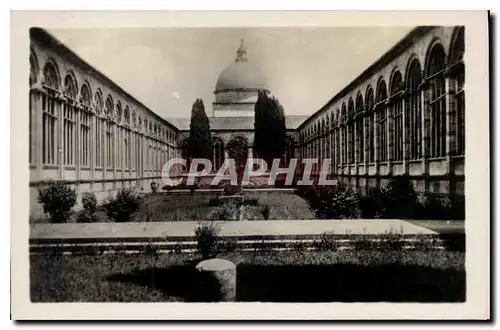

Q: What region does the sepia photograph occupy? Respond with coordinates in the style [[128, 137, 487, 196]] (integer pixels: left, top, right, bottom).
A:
[[11, 10, 490, 320]]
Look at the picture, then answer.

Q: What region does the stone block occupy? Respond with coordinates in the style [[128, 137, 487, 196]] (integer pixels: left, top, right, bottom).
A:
[[195, 258, 236, 302]]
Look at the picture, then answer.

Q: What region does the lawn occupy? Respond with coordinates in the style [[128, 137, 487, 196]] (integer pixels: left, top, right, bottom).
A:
[[31, 192, 315, 223], [135, 192, 315, 222], [30, 250, 465, 302]]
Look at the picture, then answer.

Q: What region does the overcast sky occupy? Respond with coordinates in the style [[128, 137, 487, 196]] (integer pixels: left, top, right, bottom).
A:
[[49, 27, 413, 119]]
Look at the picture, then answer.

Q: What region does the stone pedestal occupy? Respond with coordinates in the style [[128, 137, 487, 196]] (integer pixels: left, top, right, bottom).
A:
[[195, 258, 236, 302]]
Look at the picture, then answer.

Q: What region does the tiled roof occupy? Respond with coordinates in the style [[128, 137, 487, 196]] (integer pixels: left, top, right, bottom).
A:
[[166, 115, 309, 131]]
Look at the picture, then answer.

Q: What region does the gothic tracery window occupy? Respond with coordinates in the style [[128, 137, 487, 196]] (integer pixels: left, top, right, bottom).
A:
[[450, 27, 465, 156], [427, 43, 447, 159], [347, 98, 355, 164], [390, 71, 404, 162], [376, 80, 388, 162], [355, 93, 364, 163], [80, 84, 92, 167], [212, 136, 225, 171], [41, 61, 59, 165], [365, 88, 375, 163], [406, 59, 422, 160]]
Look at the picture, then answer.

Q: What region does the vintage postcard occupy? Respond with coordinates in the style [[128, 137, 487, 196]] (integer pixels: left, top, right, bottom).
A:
[[11, 10, 490, 320]]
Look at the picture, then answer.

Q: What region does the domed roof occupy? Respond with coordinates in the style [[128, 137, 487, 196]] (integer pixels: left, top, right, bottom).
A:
[[215, 40, 268, 92]]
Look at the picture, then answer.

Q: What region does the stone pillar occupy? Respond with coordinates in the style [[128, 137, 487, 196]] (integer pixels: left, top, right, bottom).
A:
[[373, 106, 380, 187], [386, 101, 393, 176], [75, 102, 81, 186], [444, 70, 456, 197], [402, 94, 409, 175], [57, 95, 64, 180], [90, 108, 95, 189], [195, 259, 236, 302], [420, 78, 430, 195], [31, 85, 45, 181], [363, 114, 369, 171], [112, 122, 117, 190]]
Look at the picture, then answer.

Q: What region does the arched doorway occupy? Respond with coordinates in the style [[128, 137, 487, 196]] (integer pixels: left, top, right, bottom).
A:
[[212, 136, 225, 172], [226, 136, 248, 184]]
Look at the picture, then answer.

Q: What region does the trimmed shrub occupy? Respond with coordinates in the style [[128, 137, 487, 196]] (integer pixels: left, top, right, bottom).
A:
[[194, 221, 221, 259], [224, 185, 242, 196], [261, 205, 271, 220], [298, 183, 359, 219], [313, 232, 339, 251], [37, 180, 76, 223], [209, 202, 241, 221], [421, 194, 465, 220], [103, 189, 142, 222], [382, 176, 421, 219], [358, 176, 421, 219], [150, 181, 158, 193], [78, 192, 98, 223]]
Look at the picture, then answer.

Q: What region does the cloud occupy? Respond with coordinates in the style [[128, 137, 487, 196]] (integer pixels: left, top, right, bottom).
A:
[[172, 92, 180, 99]]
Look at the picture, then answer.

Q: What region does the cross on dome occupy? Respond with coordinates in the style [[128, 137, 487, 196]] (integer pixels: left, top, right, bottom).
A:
[[236, 39, 247, 62]]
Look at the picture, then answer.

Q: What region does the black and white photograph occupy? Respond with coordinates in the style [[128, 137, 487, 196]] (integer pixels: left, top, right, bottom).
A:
[[10, 10, 489, 320]]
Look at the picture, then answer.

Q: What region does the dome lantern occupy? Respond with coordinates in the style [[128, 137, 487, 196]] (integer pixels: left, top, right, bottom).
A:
[[235, 39, 247, 62]]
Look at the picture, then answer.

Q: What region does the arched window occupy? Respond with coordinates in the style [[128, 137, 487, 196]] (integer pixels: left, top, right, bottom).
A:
[[62, 74, 77, 166], [80, 84, 91, 106], [116, 101, 122, 122], [321, 118, 326, 162], [105, 95, 114, 168], [124, 106, 130, 124], [94, 90, 103, 167], [42, 61, 60, 90], [335, 108, 341, 166], [212, 136, 225, 171], [347, 98, 355, 164], [80, 84, 92, 167], [390, 71, 404, 162], [426, 42, 447, 159], [325, 116, 330, 161], [365, 87, 375, 163], [376, 80, 388, 162], [41, 61, 60, 165], [29, 50, 39, 164], [450, 27, 465, 156], [341, 103, 347, 164], [355, 93, 364, 163], [406, 59, 422, 160]]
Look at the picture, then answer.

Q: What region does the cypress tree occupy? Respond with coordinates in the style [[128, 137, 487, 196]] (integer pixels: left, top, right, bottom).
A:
[[188, 98, 212, 166], [254, 91, 287, 165]]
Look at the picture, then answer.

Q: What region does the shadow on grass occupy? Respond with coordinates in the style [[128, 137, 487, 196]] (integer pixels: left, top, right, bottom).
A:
[[106, 262, 465, 302], [106, 265, 199, 302]]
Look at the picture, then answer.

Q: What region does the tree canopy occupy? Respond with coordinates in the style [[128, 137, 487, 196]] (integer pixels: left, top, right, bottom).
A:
[[254, 91, 287, 165], [188, 98, 212, 161]]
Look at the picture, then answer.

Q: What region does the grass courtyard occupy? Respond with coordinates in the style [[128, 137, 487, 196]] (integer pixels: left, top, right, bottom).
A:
[[32, 191, 316, 223], [30, 249, 465, 303]]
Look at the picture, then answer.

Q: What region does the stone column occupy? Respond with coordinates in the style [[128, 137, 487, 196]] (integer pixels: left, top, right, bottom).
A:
[[363, 114, 369, 171], [90, 108, 95, 189], [386, 101, 393, 176], [31, 84, 45, 181], [112, 122, 117, 190], [373, 107, 380, 187], [444, 70, 456, 197], [420, 78, 430, 195], [402, 94, 409, 175], [74, 103, 81, 187], [57, 94, 64, 180]]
